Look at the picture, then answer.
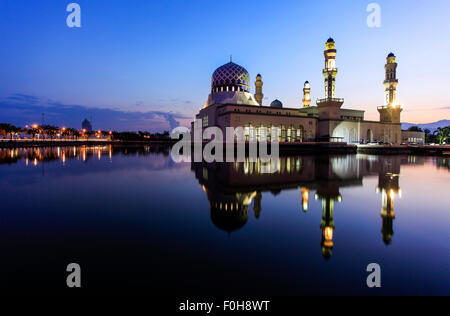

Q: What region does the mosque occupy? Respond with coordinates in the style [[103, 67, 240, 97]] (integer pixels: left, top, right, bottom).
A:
[[194, 38, 406, 144]]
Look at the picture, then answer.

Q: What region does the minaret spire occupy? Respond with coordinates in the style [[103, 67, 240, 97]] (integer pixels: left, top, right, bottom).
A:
[[323, 38, 338, 99], [302, 81, 311, 107], [378, 52, 402, 126], [254, 74, 264, 106], [384, 53, 398, 107]]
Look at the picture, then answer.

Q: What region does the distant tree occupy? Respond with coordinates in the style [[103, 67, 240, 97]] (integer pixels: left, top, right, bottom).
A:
[[61, 127, 80, 140], [424, 129, 431, 144], [112, 132, 141, 141], [86, 130, 96, 138], [0, 123, 20, 140], [433, 126, 450, 145], [138, 131, 151, 139], [41, 125, 59, 139], [150, 131, 170, 140], [27, 126, 42, 140], [407, 126, 423, 132]]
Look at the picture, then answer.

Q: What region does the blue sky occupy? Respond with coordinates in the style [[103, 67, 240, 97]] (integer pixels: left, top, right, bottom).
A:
[[1, 0, 449, 131]]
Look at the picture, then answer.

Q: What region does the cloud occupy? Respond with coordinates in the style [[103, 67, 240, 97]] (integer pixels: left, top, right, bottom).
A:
[[0, 94, 191, 132], [7, 93, 40, 104]]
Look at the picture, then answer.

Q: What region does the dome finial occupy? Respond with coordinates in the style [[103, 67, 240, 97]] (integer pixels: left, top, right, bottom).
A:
[[230, 55, 232, 63]]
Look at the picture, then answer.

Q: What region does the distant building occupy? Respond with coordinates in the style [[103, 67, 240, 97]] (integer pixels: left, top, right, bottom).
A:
[[82, 119, 93, 132], [402, 130, 425, 145]]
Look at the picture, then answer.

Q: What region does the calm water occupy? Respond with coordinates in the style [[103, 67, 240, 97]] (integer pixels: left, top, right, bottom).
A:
[[0, 145, 449, 295]]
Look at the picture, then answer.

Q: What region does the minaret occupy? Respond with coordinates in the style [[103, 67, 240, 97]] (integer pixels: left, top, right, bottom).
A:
[[302, 81, 311, 107], [384, 53, 398, 107], [317, 38, 344, 140], [323, 38, 338, 99], [254, 74, 264, 106], [378, 53, 402, 124]]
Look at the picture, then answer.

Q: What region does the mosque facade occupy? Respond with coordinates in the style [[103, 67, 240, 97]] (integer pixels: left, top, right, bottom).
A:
[[193, 38, 408, 145]]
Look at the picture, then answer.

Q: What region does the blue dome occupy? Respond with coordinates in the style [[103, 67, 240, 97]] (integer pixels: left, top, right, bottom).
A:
[[327, 38, 335, 43], [270, 99, 283, 108], [388, 52, 395, 58], [211, 62, 251, 92]]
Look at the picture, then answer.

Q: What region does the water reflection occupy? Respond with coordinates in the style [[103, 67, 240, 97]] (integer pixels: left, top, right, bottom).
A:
[[0, 145, 171, 166], [0, 147, 448, 261], [192, 155, 447, 259]]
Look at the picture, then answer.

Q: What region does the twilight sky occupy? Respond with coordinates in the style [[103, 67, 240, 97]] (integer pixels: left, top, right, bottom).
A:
[[1, 0, 449, 131]]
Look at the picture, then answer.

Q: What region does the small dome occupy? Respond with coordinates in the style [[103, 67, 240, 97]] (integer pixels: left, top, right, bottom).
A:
[[270, 99, 283, 108], [388, 52, 395, 58], [327, 38, 335, 43]]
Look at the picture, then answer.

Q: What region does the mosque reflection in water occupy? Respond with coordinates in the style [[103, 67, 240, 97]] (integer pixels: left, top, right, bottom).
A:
[[192, 155, 424, 260], [1, 146, 448, 261]]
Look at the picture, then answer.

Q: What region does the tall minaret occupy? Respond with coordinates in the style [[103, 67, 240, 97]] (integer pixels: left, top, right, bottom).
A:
[[302, 81, 311, 107], [384, 53, 398, 107], [254, 74, 264, 106], [378, 53, 402, 125], [317, 38, 344, 130], [323, 38, 338, 99]]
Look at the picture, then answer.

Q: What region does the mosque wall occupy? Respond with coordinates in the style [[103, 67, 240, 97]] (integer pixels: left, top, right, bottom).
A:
[[359, 121, 402, 144], [330, 120, 360, 143], [196, 104, 318, 142]]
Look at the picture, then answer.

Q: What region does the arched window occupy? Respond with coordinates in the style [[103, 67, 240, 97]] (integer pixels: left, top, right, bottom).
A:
[[297, 126, 304, 142]]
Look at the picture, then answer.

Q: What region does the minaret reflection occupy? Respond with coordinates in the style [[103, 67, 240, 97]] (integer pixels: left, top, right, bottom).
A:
[[254, 191, 262, 219], [315, 180, 342, 260], [301, 187, 309, 212], [376, 157, 401, 245], [192, 155, 412, 255]]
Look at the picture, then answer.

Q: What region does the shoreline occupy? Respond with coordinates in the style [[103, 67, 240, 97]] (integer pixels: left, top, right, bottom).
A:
[[1, 140, 449, 156], [0, 140, 177, 148]]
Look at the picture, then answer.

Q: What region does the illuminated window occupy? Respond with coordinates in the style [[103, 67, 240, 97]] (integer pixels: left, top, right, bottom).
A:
[[281, 125, 286, 142], [202, 116, 209, 128]]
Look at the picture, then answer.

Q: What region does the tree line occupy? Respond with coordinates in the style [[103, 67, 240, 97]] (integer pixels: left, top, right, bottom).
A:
[[0, 123, 172, 141], [407, 126, 450, 145]]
